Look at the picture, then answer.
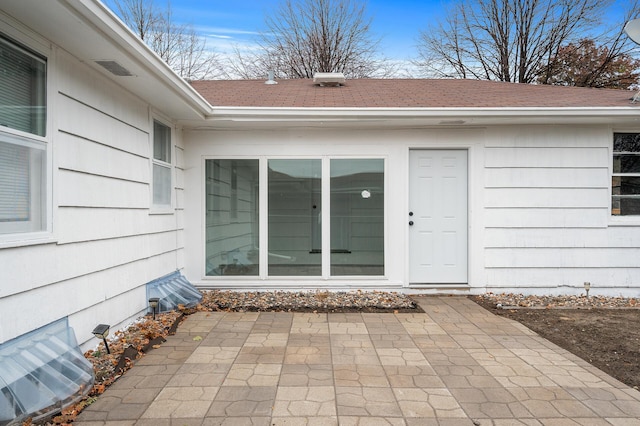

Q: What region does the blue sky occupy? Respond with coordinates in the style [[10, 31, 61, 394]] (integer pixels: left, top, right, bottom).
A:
[[102, 0, 634, 77], [104, 0, 448, 62]]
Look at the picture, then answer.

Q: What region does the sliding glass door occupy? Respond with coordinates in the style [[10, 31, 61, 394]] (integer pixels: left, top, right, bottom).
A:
[[205, 157, 384, 278]]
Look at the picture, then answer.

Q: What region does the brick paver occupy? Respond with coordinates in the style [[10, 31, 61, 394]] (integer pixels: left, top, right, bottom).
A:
[[75, 297, 640, 425]]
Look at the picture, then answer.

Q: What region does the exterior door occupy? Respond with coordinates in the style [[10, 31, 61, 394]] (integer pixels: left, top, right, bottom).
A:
[[409, 149, 467, 284]]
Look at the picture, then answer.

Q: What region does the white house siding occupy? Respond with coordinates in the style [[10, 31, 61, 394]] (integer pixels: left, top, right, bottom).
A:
[[483, 125, 640, 296], [0, 47, 183, 347], [183, 126, 483, 291]]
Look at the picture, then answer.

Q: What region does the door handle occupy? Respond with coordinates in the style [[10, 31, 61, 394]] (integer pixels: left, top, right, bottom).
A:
[[409, 221, 414, 226]]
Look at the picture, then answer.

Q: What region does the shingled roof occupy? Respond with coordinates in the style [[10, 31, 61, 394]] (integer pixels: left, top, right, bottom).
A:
[[190, 78, 637, 109]]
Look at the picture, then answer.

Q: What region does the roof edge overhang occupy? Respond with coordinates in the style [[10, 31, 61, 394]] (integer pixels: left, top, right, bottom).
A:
[[63, 0, 213, 120], [1, 0, 212, 121], [183, 106, 640, 129]]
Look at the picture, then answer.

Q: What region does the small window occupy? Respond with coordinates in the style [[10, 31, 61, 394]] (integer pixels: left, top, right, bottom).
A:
[[0, 34, 47, 236], [0, 35, 46, 136], [612, 133, 640, 216], [152, 120, 172, 208]]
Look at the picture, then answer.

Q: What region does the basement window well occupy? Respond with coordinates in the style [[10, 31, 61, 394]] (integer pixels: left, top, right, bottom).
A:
[[0, 318, 94, 425], [146, 271, 203, 313]]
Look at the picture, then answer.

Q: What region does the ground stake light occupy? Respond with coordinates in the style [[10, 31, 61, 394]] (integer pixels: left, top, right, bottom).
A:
[[584, 282, 591, 298], [149, 297, 160, 320], [92, 324, 111, 354]]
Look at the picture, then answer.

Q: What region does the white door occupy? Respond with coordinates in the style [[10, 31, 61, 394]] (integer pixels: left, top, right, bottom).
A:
[[409, 150, 467, 284]]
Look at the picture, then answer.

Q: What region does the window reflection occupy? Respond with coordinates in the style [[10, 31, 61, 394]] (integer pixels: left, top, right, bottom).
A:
[[330, 159, 384, 275], [268, 159, 322, 276], [205, 159, 259, 275]]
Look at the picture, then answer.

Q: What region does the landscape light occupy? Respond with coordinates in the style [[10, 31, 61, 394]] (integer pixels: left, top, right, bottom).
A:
[[149, 297, 160, 320], [92, 324, 111, 354], [584, 282, 591, 298]]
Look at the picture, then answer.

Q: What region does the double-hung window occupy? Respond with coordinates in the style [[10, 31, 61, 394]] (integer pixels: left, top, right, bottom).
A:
[[0, 34, 47, 236], [151, 120, 172, 209], [612, 133, 640, 216]]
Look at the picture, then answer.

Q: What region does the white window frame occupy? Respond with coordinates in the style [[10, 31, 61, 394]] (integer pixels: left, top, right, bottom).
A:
[[150, 116, 174, 213], [202, 155, 387, 280], [0, 21, 54, 248], [610, 131, 640, 224]]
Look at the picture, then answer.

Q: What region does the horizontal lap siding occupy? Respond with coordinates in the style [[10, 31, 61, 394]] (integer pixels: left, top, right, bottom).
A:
[[484, 126, 640, 293], [0, 49, 180, 345]]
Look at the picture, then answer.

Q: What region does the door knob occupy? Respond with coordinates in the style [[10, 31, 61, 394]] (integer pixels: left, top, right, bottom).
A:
[[409, 211, 414, 216], [409, 221, 414, 226]]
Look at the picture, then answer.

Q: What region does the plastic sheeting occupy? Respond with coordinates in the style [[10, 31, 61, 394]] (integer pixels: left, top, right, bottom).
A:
[[146, 271, 203, 313], [0, 318, 94, 425]]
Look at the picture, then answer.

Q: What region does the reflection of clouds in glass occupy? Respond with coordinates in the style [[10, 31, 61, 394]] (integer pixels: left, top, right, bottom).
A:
[[269, 160, 321, 179], [331, 159, 383, 177]]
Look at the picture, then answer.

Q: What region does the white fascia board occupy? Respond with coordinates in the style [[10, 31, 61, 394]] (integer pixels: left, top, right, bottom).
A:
[[62, 0, 212, 119], [206, 106, 640, 124]]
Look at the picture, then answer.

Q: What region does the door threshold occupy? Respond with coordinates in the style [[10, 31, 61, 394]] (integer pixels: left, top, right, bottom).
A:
[[408, 284, 470, 292]]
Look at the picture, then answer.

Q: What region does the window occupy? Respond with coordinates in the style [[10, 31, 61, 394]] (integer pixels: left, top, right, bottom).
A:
[[205, 159, 259, 276], [0, 36, 46, 136], [205, 157, 384, 277], [0, 34, 47, 236], [152, 120, 172, 208], [612, 133, 640, 216], [268, 159, 322, 276], [330, 159, 384, 275]]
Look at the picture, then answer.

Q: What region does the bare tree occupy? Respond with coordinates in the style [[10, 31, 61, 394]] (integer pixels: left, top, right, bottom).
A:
[[112, 0, 221, 80], [254, 0, 390, 79], [415, 0, 640, 84]]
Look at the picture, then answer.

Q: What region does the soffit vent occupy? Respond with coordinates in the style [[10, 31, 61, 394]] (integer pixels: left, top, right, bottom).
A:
[[313, 72, 346, 87], [95, 60, 133, 76]]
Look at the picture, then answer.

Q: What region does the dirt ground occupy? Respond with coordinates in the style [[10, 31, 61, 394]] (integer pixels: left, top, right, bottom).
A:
[[472, 297, 640, 390]]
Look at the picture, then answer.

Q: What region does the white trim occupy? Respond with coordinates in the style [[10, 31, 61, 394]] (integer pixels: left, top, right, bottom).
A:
[[609, 129, 640, 224], [149, 114, 175, 214], [0, 18, 55, 247], [208, 106, 640, 119], [200, 155, 387, 282]]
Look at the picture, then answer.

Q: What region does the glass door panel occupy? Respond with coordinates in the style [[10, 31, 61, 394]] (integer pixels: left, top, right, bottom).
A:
[[205, 159, 259, 276], [268, 159, 322, 276], [330, 159, 384, 276]]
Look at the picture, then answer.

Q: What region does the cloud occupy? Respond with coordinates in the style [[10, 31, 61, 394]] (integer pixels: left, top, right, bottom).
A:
[[193, 25, 262, 37]]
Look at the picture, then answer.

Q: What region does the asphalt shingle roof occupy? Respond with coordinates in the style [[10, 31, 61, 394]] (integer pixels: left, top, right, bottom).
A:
[[190, 78, 637, 109]]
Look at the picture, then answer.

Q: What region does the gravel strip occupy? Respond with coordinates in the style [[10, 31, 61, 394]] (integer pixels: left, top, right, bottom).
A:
[[200, 290, 420, 312], [476, 293, 640, 309]]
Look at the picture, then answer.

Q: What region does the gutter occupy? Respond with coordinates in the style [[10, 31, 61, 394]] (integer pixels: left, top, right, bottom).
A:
[[200, 106, 640, 127]]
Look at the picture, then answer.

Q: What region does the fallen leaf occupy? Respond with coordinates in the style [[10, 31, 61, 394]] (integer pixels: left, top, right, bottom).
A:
[[193, 335, 203, 341]]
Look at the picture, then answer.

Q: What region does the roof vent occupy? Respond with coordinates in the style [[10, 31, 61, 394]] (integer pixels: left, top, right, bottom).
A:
[[265, 70, 278, 85], [95, 60, 133, 76], [313, 72, 345, 87]]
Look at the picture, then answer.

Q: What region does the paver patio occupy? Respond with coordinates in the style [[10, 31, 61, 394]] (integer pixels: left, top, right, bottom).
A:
[[74, 296, 640, 425]]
